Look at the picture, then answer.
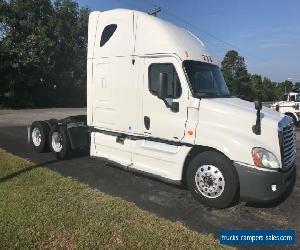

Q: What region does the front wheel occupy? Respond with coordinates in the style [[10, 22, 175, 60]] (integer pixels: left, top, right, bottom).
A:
[[49, 126, 71, 160], [186, 151, 239, 208]]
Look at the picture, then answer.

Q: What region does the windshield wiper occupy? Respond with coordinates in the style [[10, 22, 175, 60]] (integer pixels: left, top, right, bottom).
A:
[[195, 92, 219, 98], [218, 94, 232, 98], [195, 92, 232, 98]]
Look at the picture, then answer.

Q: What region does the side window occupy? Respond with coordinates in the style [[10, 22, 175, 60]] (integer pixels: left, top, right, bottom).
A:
[[290, 95, 295, 102], [148, 64, 182, 99], [100, 24, 117, 47]]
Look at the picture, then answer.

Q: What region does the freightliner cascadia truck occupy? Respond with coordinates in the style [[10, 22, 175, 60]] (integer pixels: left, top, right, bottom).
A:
[[28, 9, 296, 208]]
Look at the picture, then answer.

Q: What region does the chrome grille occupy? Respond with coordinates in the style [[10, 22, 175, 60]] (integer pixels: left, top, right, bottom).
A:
[[279, 117, 296, 169]]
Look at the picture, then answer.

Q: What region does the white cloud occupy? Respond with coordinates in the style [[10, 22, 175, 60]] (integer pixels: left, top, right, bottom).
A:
[[257, 42, 290, 49]]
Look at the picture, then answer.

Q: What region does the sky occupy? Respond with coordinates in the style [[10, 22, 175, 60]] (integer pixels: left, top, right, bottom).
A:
[[77, 0, 300, 82]]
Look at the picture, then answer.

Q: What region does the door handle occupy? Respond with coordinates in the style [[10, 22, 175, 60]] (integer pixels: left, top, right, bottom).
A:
[[144, 116, 150, 130]]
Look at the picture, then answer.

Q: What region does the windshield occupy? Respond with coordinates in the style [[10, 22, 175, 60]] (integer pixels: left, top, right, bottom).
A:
[[288, 94, 300, 102], [183, 60, 231, 98]]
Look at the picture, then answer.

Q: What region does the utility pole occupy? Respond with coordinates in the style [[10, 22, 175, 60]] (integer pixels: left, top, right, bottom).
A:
[[148, 7, 161, 16]]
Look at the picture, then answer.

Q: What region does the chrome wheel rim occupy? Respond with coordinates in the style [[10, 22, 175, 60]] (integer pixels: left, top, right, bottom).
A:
[[32, 127, 42, 147], [195, 165, 225, 198], [51, 131, 63, 153]]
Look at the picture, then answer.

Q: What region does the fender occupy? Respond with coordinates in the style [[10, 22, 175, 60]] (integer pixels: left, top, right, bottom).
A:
[[194, 124, 281, 167]]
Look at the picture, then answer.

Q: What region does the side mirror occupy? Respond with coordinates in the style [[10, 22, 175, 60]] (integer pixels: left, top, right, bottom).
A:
[[255, 100, 262, 111], [253, 100, 262, 135], [158, 72, 168, 100]]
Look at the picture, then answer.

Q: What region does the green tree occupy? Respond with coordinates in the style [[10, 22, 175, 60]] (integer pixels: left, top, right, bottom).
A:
[[250, 74, 263, 100], [272, 80, 294, 101], [221, 50, 253, 100], [0, 0, 55, 107], [273, 82, 284, 100], [249, 75, 278, 101], [0, 0, 90, 108], [294, 82, 300, 89], [262, 77, 277, 101], [221, 50, 289, 102], [281, 80, 294, 93]]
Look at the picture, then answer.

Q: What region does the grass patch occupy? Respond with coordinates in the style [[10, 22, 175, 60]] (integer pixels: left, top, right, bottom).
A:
[[0, 149, 227, 249]]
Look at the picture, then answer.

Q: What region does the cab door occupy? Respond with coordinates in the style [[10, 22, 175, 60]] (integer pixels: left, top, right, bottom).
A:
[[142, 57, 189, 141]]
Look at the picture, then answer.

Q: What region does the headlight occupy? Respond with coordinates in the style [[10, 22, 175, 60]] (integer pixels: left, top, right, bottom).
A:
[[251, 147, 280, 169]]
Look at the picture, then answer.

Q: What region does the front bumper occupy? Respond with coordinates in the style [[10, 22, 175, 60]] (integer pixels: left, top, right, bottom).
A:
[[234, 162, 296, 203]]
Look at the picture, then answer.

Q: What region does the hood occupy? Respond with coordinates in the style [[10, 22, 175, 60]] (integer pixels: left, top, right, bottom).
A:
[[199, 97, 283, 130]]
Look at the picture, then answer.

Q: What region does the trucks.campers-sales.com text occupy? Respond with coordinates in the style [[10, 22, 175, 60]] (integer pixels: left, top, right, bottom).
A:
[[219, 230, 296, 244]]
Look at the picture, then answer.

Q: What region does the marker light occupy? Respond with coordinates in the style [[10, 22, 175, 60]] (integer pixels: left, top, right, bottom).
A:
[[187, 130, 193, 136], [184, 50, 189, 58], [251, 147, 280, 169]]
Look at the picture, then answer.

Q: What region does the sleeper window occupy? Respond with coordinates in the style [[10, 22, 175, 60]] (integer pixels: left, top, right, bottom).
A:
[[100, 24, 117, 47], [148, 64, 182, 99]]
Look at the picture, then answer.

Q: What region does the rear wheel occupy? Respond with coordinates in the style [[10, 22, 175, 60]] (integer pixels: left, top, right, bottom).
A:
[[186, 151, 239, 208], [30, 121, 50, 152], [49, 126, 70, 160]]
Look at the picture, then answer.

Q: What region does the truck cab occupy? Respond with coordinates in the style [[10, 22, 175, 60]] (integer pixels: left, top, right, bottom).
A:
[[271, 89, 300, 124], [29, 9, 296, 209]]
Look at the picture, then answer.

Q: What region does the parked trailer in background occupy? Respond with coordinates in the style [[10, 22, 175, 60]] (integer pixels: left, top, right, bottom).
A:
[[28, 9, 296, 208]]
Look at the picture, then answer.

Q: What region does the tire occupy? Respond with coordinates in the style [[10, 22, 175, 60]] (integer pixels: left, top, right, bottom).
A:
[[30, 121, 50, 152], [49, 126, 71, 160], [186, 151, 239, 209]]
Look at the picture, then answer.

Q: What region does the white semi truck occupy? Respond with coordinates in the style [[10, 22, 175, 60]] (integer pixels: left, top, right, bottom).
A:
[[271, 89, 300, 124], [28, 9, 296, 208]]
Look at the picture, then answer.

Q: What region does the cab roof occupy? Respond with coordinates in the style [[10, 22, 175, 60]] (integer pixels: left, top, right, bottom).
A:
[[88, 9, 218, 64]]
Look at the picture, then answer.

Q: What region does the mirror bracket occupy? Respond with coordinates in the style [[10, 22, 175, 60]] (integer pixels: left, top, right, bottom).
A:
[[170, 102, 179, 112], [163, 100, 179, 112]]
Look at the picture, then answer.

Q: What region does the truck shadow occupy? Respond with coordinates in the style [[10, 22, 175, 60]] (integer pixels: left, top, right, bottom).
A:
[[67, 149, 90, 159], [0, 159, 59, 183]]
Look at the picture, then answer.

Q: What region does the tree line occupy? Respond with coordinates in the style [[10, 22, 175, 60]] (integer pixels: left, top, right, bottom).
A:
[[0, 0, 89, 108], [0, 0, 298, 108], [221, 50, 300, 102]]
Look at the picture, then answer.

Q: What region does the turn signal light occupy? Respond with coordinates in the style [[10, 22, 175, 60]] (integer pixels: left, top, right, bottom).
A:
[[251, 148, 262, 167], [187, 130, 193, 136]]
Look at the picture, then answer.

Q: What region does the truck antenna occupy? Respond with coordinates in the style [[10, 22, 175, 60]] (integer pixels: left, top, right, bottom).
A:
[[148, 7, 161, 16]]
